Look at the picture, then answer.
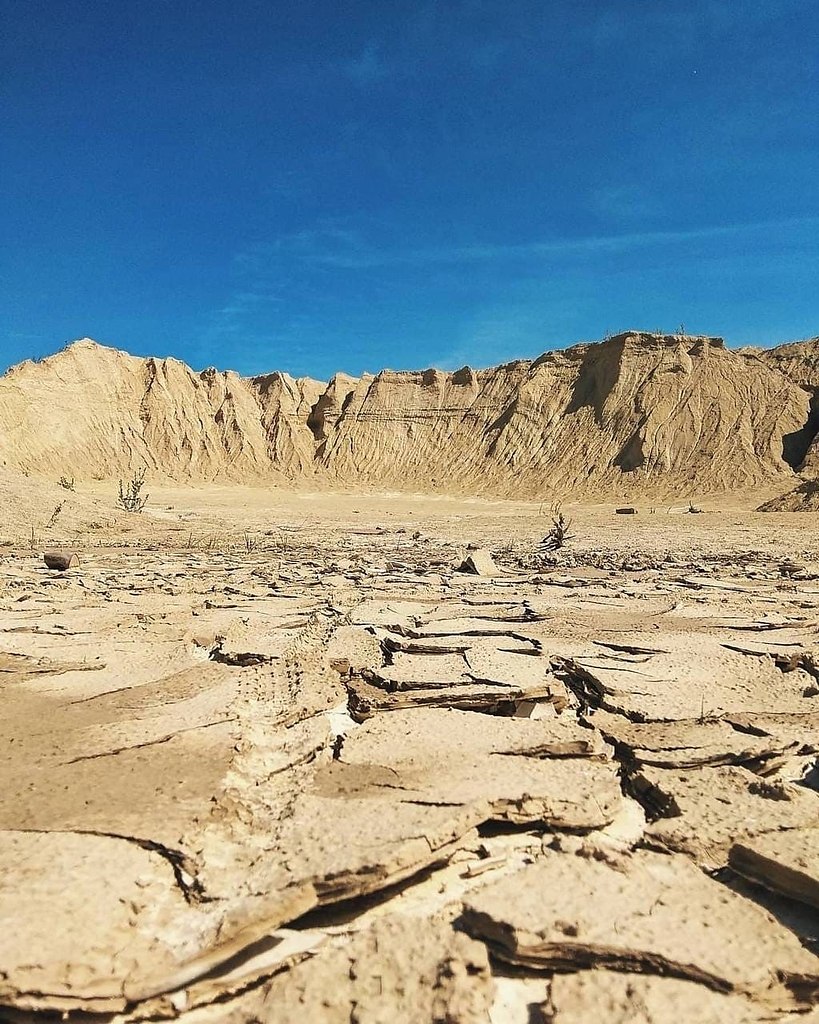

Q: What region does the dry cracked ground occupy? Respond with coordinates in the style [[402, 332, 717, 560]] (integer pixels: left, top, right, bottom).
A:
[[1, 491, 818, 1023]]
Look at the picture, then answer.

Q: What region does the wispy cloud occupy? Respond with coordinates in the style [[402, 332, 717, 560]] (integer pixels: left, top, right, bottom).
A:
[[260, 172, 306, 202], [204, 290, 283, 341], [237, 215, 819, 273], [204, 210, 819, 375]]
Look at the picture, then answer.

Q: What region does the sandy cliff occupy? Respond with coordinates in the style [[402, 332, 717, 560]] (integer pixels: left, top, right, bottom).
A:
[[0, 341, 323, 483], [1, 332, 818, 499], [320, 334, 809, 495], [749, 337, 819, 508]]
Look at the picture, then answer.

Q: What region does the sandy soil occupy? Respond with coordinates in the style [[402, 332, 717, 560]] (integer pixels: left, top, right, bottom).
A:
[[1, 485, 818, 1022]]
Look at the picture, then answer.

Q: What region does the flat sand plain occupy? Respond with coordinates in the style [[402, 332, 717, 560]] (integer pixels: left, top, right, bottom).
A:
[[1, 486, 818, 1023]]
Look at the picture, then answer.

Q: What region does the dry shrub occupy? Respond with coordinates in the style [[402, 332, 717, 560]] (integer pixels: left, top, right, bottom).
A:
[[542, 502, 573, 550], [117, 468, 149, 513]]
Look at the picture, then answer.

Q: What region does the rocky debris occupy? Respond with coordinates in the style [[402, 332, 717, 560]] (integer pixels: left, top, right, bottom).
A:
[[631, 765, 819, 869], [461, 849, 819, 1008], [730, 829, 819, 910], [761, 478, 819, 512]]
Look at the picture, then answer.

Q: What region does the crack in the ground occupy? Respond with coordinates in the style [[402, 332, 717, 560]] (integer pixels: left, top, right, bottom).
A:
[[60, 716, 238, 764], [2, 825, 207, 903]]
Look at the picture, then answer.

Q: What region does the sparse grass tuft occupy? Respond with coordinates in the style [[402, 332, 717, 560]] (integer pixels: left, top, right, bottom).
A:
[[58, 476, 75, 491]]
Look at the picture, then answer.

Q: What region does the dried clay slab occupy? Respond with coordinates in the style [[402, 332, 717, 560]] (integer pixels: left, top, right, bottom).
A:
[[0, 829, 286, 1014], [123, 914, 494, 1024], [544, 971, 775, 1024], [730, 828, 819, 911], [632, 765, 819, 869], [586, 709, 798, 772], [346, 674, 566, 721], [342, 705, 607, 763], [725, 711, 819, 753], [462, 848, 819, 1008], [564, 634, 817, 720]]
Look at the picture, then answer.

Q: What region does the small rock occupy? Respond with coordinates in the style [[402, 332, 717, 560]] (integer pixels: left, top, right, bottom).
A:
[[43, 551, 79, 571], [457, 549, 500, 576]]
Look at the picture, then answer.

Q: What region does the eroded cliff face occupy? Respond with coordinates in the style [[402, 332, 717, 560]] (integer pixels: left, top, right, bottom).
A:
[[753, 337, 819, 390], [1, 332, 816, 497], [749, 338, 819, 476], [0, 341, 322, 483], [743, 337, 819, 509]]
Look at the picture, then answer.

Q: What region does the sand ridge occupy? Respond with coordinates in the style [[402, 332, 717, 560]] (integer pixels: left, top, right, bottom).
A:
[[3, 331, 819, 501]]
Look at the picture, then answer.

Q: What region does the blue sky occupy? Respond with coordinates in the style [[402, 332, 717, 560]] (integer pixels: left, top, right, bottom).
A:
[[1, 0, 817, 379]]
